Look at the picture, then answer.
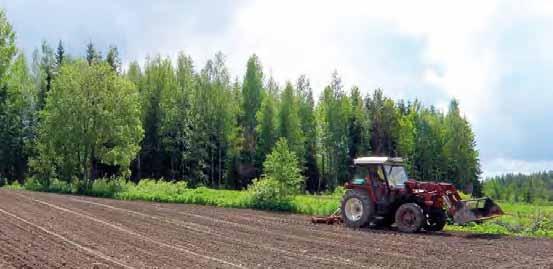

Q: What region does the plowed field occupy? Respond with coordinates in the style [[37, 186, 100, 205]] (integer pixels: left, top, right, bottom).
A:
[[1, 189, 552, 268]]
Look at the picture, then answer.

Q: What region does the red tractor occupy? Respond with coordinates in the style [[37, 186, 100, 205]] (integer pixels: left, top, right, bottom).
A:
[[313, 157, 503, 232]]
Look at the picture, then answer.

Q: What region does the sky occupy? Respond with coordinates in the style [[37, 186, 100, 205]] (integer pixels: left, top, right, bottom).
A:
[[2, 0, 552, 177]]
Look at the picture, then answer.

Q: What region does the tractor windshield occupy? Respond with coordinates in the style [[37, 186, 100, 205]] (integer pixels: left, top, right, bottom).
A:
[[384, 165, 408, 187]]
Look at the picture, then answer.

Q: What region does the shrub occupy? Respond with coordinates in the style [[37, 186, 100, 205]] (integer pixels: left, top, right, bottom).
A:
[[248, 139, 303, 210], [24, 177, 47, 191], [48, 178, 72, 193], [249, 178, 291, 210], [117, 179, 188, 202], [86, 178, 131, 197], [262, 139, 304, 196], [70, 177, 88, 194], [4, 181, 22, 190]]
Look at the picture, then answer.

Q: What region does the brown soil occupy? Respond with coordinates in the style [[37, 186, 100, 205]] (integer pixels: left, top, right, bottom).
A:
[[0, 189, 552, 269]]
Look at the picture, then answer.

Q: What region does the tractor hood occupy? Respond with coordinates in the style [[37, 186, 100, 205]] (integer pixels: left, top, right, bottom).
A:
[[404, 179, 457, 193]]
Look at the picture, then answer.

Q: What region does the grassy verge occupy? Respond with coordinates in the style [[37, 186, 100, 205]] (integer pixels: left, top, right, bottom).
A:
[[446, 203, 553, 237], [3, 178, 553, 238]]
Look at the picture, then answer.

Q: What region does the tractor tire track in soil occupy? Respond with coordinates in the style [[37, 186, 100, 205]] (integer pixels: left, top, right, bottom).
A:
[[1, 190, 552, 268]]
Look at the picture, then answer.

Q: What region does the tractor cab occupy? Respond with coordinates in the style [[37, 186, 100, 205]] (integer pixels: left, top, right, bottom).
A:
[[348, 157, 408, 202]]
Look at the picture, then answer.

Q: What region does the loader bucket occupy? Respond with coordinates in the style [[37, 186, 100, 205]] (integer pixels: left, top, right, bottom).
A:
[[452, 197, 504, 225]]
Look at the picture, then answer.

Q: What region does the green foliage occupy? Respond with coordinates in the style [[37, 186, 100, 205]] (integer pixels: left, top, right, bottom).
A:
[[447, 202, 553, 238], [86, 178, 133, 197], [55, 40, 64, 66], [23, 177, 47, 191], [262, 139, 304, 195], [240, 55, 264, 174], [347, 86, 370, 161], [484, 171, 553, 203], [248, 139, 304, 209], [7, 176, 553, 238], [118, 179, 188, 202], [0, 53, 35, 182], [4, 180, 22, 190], [85, 42, 101, 65], [443, 99, 481, 194], [248, 178, 292, 210], [255, 78, 278, 168], [47, 178, 72, 193], [32, 61, 144, 181], [0, 8, 483, 199], [0, 9, 16, 82], [366, 89, 400, 156], [291, 195, 338, 215], [106, 45, 121, 73], [0, 10, 26, 183], [296, 75, 320, 192], [278, 82, 304, 159], [194, 52, 235, 186], [317, 72, 351, 190]]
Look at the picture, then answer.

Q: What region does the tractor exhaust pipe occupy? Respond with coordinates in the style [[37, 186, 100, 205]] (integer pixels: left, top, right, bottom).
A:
[[452, 197, 504, 224]]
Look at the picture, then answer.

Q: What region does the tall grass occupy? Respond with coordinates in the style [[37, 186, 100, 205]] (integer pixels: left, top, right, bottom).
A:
[[447, 202, 553, 237]]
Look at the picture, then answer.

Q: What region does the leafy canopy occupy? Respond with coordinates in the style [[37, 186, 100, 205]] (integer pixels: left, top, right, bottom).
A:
[[32, 61, 143, 182]]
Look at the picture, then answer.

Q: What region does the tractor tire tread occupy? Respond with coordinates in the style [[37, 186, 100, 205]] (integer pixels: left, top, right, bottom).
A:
[[341, 189, 374, 228], [395, 203, 425, 233]]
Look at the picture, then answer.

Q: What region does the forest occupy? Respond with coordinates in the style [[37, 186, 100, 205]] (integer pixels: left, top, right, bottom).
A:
[[484, 171, 553, 203], [0, 9, 482, 195]]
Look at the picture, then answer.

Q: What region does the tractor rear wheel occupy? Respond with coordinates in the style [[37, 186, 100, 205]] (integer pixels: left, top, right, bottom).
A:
[[341, 189, 374, 228], [425, 208, 447, 231], [395, 203, 424, 233]]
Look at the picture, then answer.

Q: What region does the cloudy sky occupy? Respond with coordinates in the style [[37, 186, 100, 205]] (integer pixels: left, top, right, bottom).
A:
[[2, 0, 552, 177]]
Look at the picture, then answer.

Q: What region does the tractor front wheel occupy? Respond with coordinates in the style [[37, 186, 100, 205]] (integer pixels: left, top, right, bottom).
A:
[[425, 208, 447, 231], [341, 189, 374, 228], [395, 203, 424, 233]]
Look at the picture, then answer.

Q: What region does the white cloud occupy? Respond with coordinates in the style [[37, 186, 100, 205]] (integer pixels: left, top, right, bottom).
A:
[[484, 158, 553, 178]]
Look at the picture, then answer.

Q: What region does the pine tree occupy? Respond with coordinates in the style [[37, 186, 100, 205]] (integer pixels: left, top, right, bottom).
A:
[[296, 75, 319, 192], [278, 81, 304, 161], [443, 99, 481, 194], [347, 86, 370, 163], [195, 52, 233, 186], [365, 89, 400, 156], [139, 56, 175, 179], [106, 45, 121, 73], [126, 61, 142, 87], [0, 53, 32, 182], [239, 55, 264, 183], [318, 71, 350, 189], [255, 77, 278, 171], [85, 42, 101, 65], [55, 40, 64, 66], [35, 41, 55, 111]]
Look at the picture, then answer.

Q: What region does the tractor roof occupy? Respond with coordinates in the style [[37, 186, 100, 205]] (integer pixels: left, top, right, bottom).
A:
[[354, 157, 404, 165]]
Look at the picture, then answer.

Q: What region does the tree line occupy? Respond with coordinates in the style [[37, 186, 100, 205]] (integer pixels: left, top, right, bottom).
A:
[[484, 171, 553, 203], [0, 9, 482, 194]]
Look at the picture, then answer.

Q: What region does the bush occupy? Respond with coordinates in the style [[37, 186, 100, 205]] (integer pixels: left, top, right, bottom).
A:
[[262, 139, 304, 196], [86, 178, 132, 197], [24, 177, 48, 191], [71, 177, 88, 194], [117, 179, 188, 202], [48, 178, 72, 193], [248, 178, 291, 210], [247, 139, 303, 210], [4, 181, 22, 190]]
